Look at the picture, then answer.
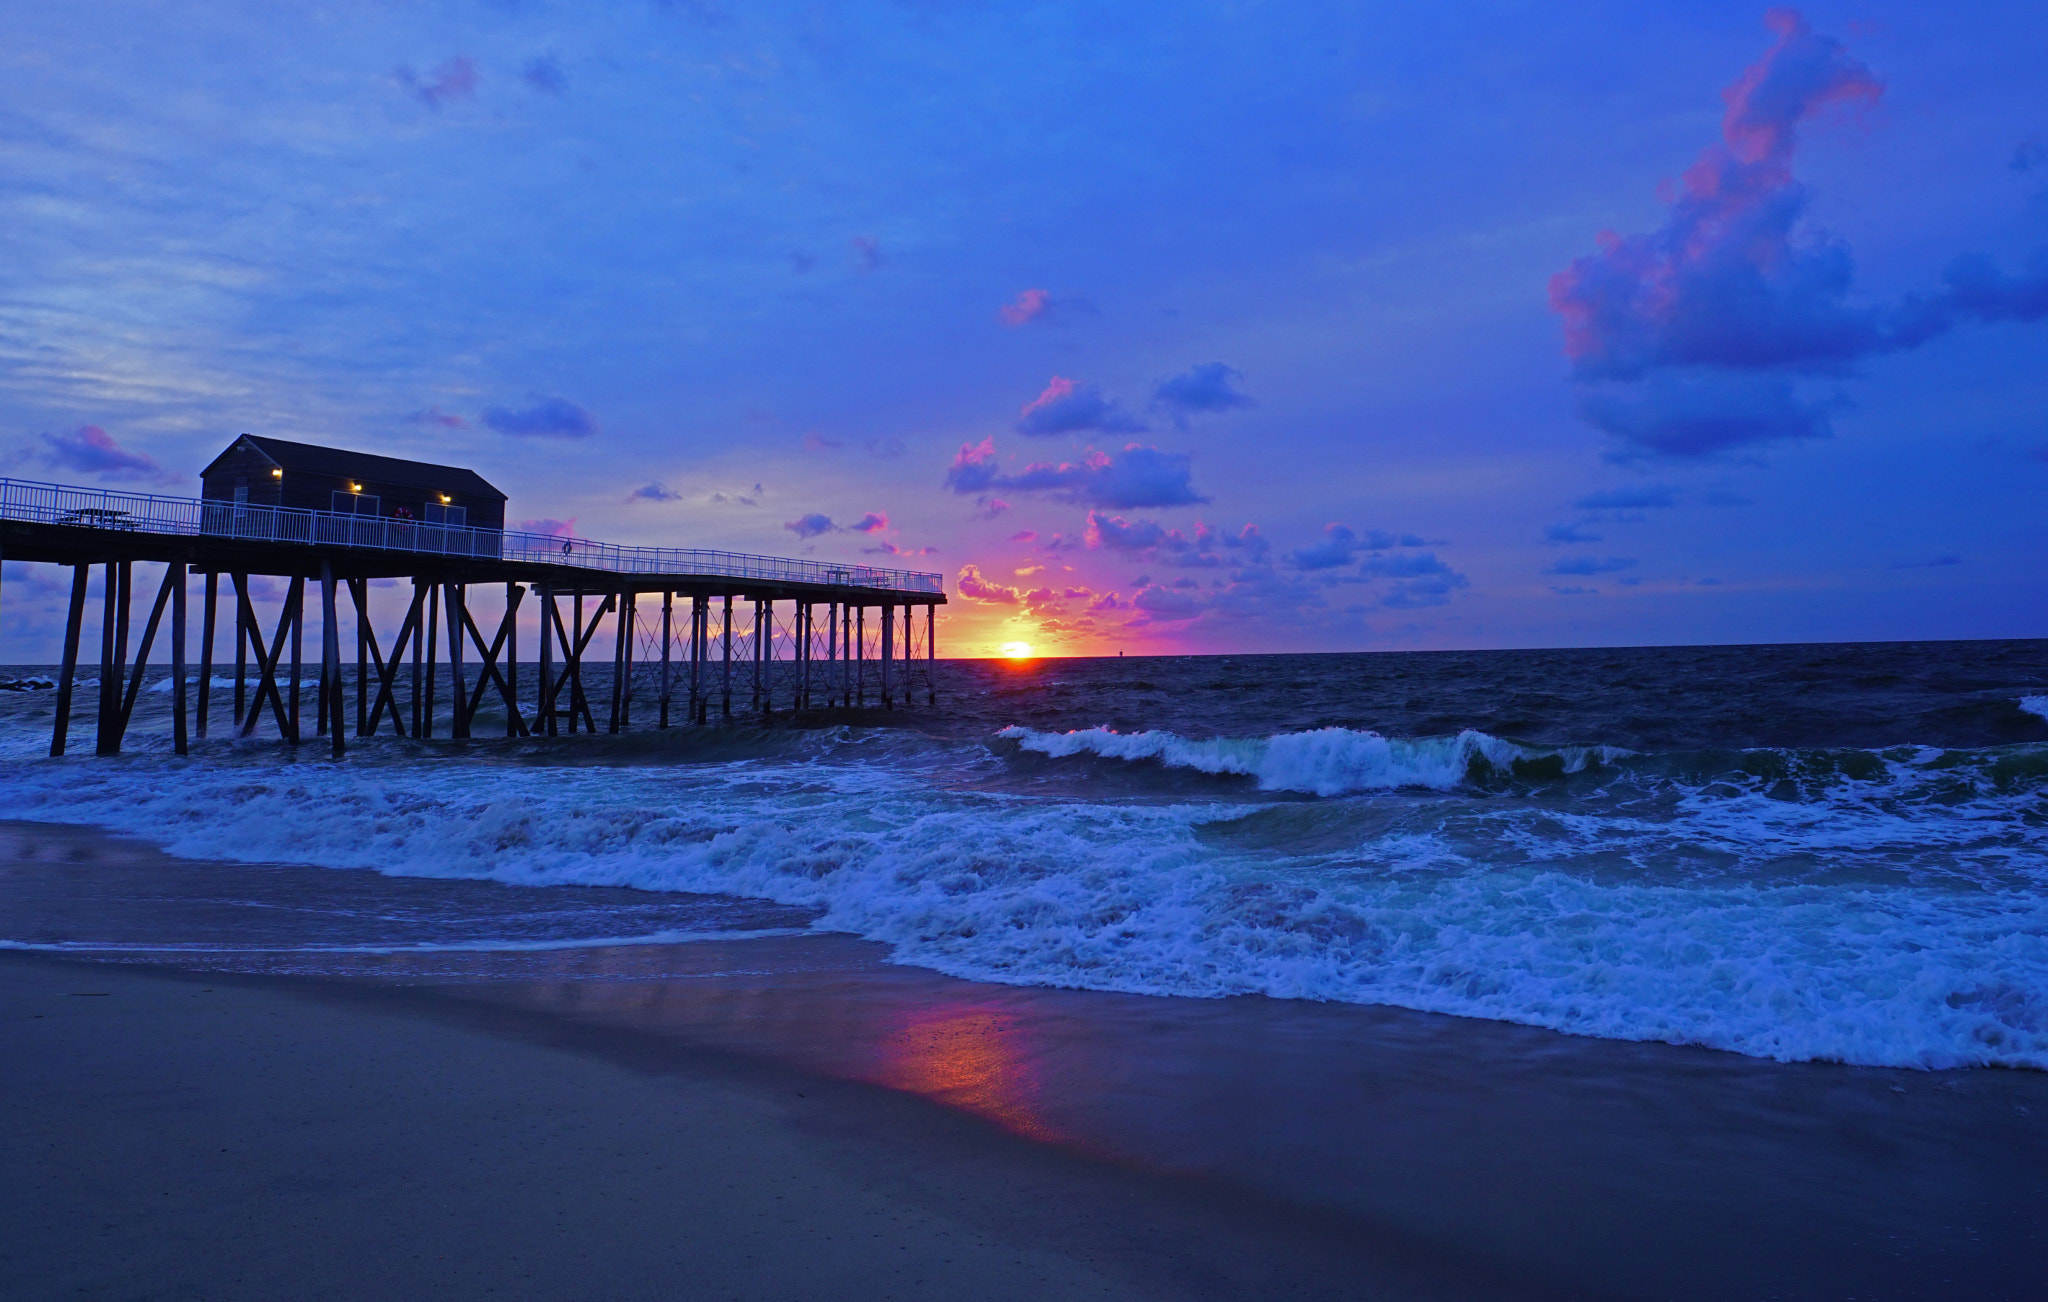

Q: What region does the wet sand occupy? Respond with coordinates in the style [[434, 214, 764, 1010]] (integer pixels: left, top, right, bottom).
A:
[[5, 820, 2048, 1299]]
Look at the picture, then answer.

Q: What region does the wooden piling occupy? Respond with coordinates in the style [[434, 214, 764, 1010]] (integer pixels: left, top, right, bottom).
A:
[[197, 571, 216, 739], [322, 562, 344, 758], [171, 563, 188, 755], [49, 564, 89, 757]]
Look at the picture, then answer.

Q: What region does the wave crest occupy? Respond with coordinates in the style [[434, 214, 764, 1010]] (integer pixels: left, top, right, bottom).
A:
[[995, 724, 1623, 794]]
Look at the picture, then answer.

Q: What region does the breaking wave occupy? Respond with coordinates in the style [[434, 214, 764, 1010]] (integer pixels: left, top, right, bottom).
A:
[[996, 724, 1627, 794]]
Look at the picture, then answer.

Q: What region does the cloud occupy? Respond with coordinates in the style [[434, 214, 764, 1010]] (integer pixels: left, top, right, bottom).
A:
[[851, 235, 882, 271], [522, 55, 566, 94], [1550, 14, 1886, 386], [1085, 512, 1171, 552], [865, 540, 938, 557], [710, 482, 764, 507], [1546, 555, 1638, 576], [1931, 251, 2048, 327], [1009, 530, 1037, 543], [482, 393, 595, 438], [1015, 376, 1146, 436], [37, 425, 168, 483], [407, 405, 466, 428], [1550, 13, 2048, 463], [629, 482, 682, 502], [999, 288, 1051, 325], [1359, 552, 1455, 579], [512, 517, 576, 537], [1573, 485, 1678, 510], [801, 431, 843, 452], [1378, 572, 1469, 609], [1288, 524, 1362, 570], [958, 564, 1022, 604], [1578, 372, 1843, 461], [1551, 585, 1598, 596], [401, 57, 478, 107], [1152, 362, 1253, 427], [1890, 554, 1964, 569], [1286, 524, 1425, 570], [973, 497, 1011, 519], [781, 510, 893, 539], [1544, 523, 1605, 545], [790, 251, 816, 275], [1222, 523, 1271, 562], [945, 439, 1208, 509]]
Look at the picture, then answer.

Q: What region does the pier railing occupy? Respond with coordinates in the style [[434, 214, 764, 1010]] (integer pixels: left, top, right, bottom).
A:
[[0, 476, 945, 595]]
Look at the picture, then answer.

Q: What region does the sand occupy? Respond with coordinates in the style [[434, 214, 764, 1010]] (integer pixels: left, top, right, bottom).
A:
[[0, 951, 1484, 1302]]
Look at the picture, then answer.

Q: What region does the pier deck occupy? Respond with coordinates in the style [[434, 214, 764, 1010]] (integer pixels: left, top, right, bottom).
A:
[[1, 476, 946, 758]]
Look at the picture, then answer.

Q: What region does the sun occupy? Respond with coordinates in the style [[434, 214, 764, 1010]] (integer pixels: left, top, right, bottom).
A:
[[999, 641, 1035, 660]]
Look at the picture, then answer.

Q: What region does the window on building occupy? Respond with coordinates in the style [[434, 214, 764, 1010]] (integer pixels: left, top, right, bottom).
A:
[[233, 477, 248, 505], [423, 502, 466, 527], [330, 491, 382, 516]]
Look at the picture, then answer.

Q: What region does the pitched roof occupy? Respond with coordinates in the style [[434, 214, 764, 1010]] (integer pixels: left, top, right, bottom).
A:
[[206, 435, 507, 499]]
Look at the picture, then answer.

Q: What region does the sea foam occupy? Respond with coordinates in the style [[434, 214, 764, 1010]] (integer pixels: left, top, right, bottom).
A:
[[2, 734, 2045, 1072]]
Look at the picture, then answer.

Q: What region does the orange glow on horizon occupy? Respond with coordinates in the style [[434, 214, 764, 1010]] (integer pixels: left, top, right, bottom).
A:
[[1000, 641, 1034, 659]]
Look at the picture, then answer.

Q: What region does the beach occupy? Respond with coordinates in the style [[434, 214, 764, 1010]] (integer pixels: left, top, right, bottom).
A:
[[7, 819, 2048, 1300], [3, 952, 1395, 1302]]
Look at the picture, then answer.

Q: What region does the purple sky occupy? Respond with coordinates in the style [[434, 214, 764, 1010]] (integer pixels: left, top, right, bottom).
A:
[[3, 2, 2045, 657]]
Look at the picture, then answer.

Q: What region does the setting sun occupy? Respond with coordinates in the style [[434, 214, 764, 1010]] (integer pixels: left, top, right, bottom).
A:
[[999, 642, 1034, 660]]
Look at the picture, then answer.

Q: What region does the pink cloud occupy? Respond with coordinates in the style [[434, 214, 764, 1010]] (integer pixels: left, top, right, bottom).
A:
[[957, 564, 1022, 604], [1019, 376, 1077, 419], [39, 425, 169, 483], [999, 288, 1052, 326], [513, 517, 576, 537], [1549, 12, 1886, 383], [850, 511, 891, 534]]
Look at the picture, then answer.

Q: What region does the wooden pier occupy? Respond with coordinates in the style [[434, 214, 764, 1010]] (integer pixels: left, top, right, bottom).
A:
[[0, 474, 946, 760]]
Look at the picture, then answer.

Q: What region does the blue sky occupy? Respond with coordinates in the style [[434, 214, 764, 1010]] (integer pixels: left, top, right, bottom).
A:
[[3, 1, 2044, 656]]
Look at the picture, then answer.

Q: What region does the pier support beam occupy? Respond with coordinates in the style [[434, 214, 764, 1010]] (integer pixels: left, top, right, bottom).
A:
[[49, 563, 89, 757], [197, 572, 217, 740], [721, 595, 733, 719], [880, 602, 893, 710], [445, 583, 468, 739], [321, 562, 344, 758], [660, 590, 673, 729], [170, 564, 187, 755]]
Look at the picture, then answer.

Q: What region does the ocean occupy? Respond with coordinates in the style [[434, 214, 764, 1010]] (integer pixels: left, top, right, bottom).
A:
[[5, 637, 2046, 1073]]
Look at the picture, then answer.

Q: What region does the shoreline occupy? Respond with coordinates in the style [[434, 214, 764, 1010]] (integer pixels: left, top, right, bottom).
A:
[[6, 819, 2048, 1298]]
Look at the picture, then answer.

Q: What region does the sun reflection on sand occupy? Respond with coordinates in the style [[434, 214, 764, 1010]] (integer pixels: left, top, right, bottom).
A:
[[871, 1001, 1065, 1143]]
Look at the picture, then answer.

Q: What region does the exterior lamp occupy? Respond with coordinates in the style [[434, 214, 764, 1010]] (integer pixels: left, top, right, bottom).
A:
[[270, 468, 282, 478], [438, 494, 451, 503], [349, 482, 362, 493]]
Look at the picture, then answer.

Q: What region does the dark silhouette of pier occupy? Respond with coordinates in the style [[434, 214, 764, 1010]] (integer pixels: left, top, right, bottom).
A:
[[0, 474, 945, 759]]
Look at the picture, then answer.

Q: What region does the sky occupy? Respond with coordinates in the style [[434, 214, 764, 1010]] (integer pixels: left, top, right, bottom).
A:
[[2, 0, 2045, 659]]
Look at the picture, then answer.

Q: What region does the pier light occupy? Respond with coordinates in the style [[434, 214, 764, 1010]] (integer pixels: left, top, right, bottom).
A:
[[438, 493, 451, 503], [348, 482, 362, 493], [270, 468, 282, 478]]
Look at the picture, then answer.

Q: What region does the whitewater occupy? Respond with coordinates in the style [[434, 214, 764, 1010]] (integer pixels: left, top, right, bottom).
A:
[[2, 642, 2045, 1071]]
